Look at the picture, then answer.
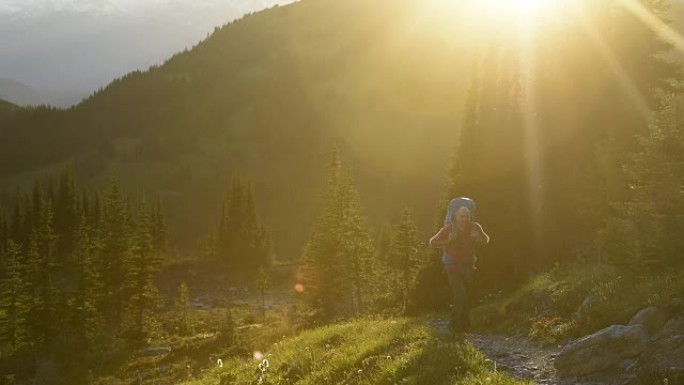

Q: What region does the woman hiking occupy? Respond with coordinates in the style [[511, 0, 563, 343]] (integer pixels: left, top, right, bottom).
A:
[[429, 198, 490, 334]]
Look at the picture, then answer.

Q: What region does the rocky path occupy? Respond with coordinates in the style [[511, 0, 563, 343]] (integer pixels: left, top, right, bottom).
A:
[[426, 319, 561, 384], [468, 333, 561, 384], [426, 318, 642, 385]]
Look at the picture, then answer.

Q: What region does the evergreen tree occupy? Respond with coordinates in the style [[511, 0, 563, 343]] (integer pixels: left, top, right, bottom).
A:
[[602, 95, 684, 270], [54, 169, 78, 259], [100, 174, 131, 333], [301, 148, 376, 321], [206, 173, 270, 275], [24, 234, 46, 347], [66, 217, 106, 359], [444, 42, 532, 292], [124, 198, 161, 341], [0, 241, 29, 354], [177, 281, 190, 336], [0, 210, 8, 253], [390, 208, 422, 307], [255, 266, 270, 322], [150, 195, 168, 259], [301, 147, 347, 321], [10, 189, 30, 250]]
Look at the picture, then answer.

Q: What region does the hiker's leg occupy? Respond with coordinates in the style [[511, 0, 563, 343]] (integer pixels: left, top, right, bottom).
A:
[[447, 271, 467, 331], [460, 268, 473, 330]]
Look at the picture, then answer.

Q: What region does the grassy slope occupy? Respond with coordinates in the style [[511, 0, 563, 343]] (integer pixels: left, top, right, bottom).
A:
[[188, 318, 527, 385], [472, 264, 684, 343], [94, 318, 528, 385]]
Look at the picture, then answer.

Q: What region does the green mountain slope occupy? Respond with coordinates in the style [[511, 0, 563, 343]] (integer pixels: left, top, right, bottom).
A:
[[0, 98, 19, 113], [0, 0, 477, 255]]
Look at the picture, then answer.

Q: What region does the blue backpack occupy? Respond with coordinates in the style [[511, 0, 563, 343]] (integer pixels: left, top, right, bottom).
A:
[[441, 197, 477, 266]]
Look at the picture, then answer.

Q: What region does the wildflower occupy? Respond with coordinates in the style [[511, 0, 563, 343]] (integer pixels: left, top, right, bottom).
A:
[[358, 369, 363, 374], [217, 359, 223, 368]]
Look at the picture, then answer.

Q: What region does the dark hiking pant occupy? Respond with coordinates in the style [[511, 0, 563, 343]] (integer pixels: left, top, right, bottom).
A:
[[447, 267, 471, 332]]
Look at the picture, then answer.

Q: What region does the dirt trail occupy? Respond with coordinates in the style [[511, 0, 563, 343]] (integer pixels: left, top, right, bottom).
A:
[[427, 319, 636, 385], [427, 319, 561, 384], [468, 333, 561, 384]]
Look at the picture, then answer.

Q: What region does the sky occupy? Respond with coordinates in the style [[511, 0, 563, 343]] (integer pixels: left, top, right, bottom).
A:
[[0, 0, 291, 94]]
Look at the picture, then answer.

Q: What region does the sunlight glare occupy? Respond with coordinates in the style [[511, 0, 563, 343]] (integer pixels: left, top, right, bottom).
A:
[[482, 0, 555, 18]]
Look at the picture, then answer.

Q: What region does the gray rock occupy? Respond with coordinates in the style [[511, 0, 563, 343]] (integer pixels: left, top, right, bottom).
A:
[[554, 324, 648, 377], [639, 314, 684, 375], [573, 296, 597, 321], [666, 298, 684, 315], [627, 307, 669, 335]]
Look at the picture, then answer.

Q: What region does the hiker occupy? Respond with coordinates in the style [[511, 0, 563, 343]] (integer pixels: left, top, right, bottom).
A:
[[429, 198, 490, 333]]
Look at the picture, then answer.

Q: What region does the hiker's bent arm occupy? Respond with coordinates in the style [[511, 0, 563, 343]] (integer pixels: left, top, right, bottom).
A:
[[429, 227, 450, 248], [472, 223, 490, 245]]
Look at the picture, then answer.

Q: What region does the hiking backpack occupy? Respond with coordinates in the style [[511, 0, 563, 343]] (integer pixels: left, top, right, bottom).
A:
[[441, 197, 477, 266]]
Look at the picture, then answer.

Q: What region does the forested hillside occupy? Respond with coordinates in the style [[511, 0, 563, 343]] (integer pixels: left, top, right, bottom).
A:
[[0, 0, 478, 257]]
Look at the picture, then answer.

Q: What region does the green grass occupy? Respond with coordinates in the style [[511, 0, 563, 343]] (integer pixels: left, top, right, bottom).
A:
[[179, 318, 528, 385], [90, 313, 528, 385], [472, 263, 684, 343]]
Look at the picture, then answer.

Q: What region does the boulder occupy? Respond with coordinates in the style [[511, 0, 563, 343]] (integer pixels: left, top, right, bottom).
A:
[[638, 314, 684, 376], [627, 307, 668, 335], [554, 324, 648, 377], [572, 295, 597, 322], [665, 298, 684, 315]]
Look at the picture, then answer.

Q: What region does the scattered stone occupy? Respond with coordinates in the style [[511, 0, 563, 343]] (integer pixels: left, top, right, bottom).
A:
[[554, 324, 648, 377], [627, 307, 669, 335]]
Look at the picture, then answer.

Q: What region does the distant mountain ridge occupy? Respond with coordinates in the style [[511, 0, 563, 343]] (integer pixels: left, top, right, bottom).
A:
[[0, 78, 85, 108]]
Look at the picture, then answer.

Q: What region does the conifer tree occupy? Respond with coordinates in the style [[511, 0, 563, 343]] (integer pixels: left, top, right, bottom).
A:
[[602, 96, 684, 270], [390, 208, 421, 306], [100, 174, 131, 333], [255, 266, 270, 322], [10, 189, 30, 250], [67, 218, 105, 357], [55, 169, 78, 259], [336, 168, 376, 314], [206, 174, 270, 275], [24, 234, 46, 347], [177, 281, 190, 336], [124, 198, 160, 341], [41, 201, 60, 336], [0, 241, 29, 354], [301, 148, 376, 321], [0, 210, 8, 253]]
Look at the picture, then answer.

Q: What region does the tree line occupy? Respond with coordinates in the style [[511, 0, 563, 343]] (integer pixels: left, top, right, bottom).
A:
[[0, 171, 167, 381]]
